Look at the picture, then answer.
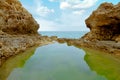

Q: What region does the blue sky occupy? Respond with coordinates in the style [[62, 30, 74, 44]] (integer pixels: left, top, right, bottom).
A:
[[19, 0, 119, 31]]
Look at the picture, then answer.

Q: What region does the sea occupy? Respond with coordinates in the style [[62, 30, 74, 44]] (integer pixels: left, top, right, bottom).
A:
[[39, 31, 88, 39]]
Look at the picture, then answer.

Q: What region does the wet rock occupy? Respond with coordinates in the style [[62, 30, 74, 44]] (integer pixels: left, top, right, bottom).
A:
[[57, 38, 66, 43], [50, 36, 58, 40]]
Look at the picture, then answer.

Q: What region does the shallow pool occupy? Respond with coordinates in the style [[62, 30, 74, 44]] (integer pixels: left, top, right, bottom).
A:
[[0, 43, 120, 80]]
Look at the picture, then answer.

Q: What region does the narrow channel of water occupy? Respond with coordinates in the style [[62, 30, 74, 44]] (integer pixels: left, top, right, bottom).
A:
[[0, 43, 120, 80]]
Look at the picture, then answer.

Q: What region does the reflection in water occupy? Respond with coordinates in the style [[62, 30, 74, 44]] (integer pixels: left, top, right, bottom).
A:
[[7, 43, 106, 80], [1, 43, 119, 80], [0, 47, 36, 80], [84, 48, 120, 80]]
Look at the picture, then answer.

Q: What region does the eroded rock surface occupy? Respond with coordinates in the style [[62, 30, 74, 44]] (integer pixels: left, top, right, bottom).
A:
[[0, 0, 54, 66], [85, 2, 120, 41], [56, 2, 120, 56], [0, 0, 39, 35]]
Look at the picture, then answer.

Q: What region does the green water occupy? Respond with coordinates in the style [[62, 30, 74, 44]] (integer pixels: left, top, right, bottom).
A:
[[0, 43, 120, 80], [84, 48, 120, 80], [0, 46, 36, 80]]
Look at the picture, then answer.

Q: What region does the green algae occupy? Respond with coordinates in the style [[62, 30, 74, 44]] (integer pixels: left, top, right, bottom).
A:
[[84, 48, 120, 80], [7, 43, 107, 80], [0, 47, 36, 80]]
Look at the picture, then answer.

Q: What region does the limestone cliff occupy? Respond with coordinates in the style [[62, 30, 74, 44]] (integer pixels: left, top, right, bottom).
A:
[[84, 2, 120, 42], [0, 0, 39, 35]]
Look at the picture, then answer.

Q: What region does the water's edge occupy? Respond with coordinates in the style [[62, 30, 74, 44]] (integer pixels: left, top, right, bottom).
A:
[[0, 43, 120, 80]]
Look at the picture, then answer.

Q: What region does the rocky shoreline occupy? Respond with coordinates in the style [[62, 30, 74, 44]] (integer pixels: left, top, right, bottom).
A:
[[0, 34, 57, 66], [57, 38, 120, 57], [0, 1, 120, 66], [57, 2, 120, 58], [0, 0, 58, 66], [82, 2, 120, 56], [0, 0, 48, 66]]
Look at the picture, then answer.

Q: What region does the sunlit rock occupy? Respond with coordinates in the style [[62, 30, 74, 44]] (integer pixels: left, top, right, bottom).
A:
[[85, 2, 120, 41], [0, 0, 39, 35]]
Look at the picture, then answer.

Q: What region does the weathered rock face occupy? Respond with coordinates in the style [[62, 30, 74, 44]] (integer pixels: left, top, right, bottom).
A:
[[85, 2, 120, 41], [0, 0, 39, 35], [0, 0, 41, 66]]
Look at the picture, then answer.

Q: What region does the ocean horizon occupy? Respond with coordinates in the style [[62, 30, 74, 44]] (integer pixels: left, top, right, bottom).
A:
[[39, 31, 89, 39]]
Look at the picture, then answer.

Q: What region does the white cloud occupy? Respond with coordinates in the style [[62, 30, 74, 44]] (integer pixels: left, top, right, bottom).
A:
[[59, 0, 98, 15], [60, 2, 71, 10], [60, 0, 97, 9], [36, 18, 59, 31], [72, 10, 85, 15], [35, 12, 89, 31], [48, 0, 56, 2], [39, 11, 89, 31], [72, 0, 98, 9], [34, 0, 54, 17], [20, 0, 96, 31], [36, 6, 54, 16]]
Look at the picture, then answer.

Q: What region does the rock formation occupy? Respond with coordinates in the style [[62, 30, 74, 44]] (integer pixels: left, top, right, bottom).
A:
[[84, 2, 120, 42], [0, 0, 55, 66], [57, 2, 120, 55], [0, 0, 39, 35]]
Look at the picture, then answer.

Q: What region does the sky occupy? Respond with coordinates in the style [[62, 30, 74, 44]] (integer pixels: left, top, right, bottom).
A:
[[19, 0, 119, 31]]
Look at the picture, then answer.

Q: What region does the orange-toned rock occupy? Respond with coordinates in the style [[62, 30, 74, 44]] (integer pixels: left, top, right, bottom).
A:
[[85, 2, 120, 41], [0, 0, 39, 35], [0, 0, 52, 66]]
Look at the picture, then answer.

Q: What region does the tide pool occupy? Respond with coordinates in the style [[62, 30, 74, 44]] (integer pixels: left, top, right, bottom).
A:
[[0, 43, 120, 80], [7, 43, 107, 80]]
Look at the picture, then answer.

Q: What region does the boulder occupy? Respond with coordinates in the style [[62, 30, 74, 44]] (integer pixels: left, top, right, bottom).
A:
[[0, 0, 39, 35], [85, 2, 120, 41]]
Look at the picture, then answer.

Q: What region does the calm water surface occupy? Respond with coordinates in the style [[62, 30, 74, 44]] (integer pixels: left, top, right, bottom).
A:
[[0, 31, 120, 80], [7, 43, 107, 80]]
